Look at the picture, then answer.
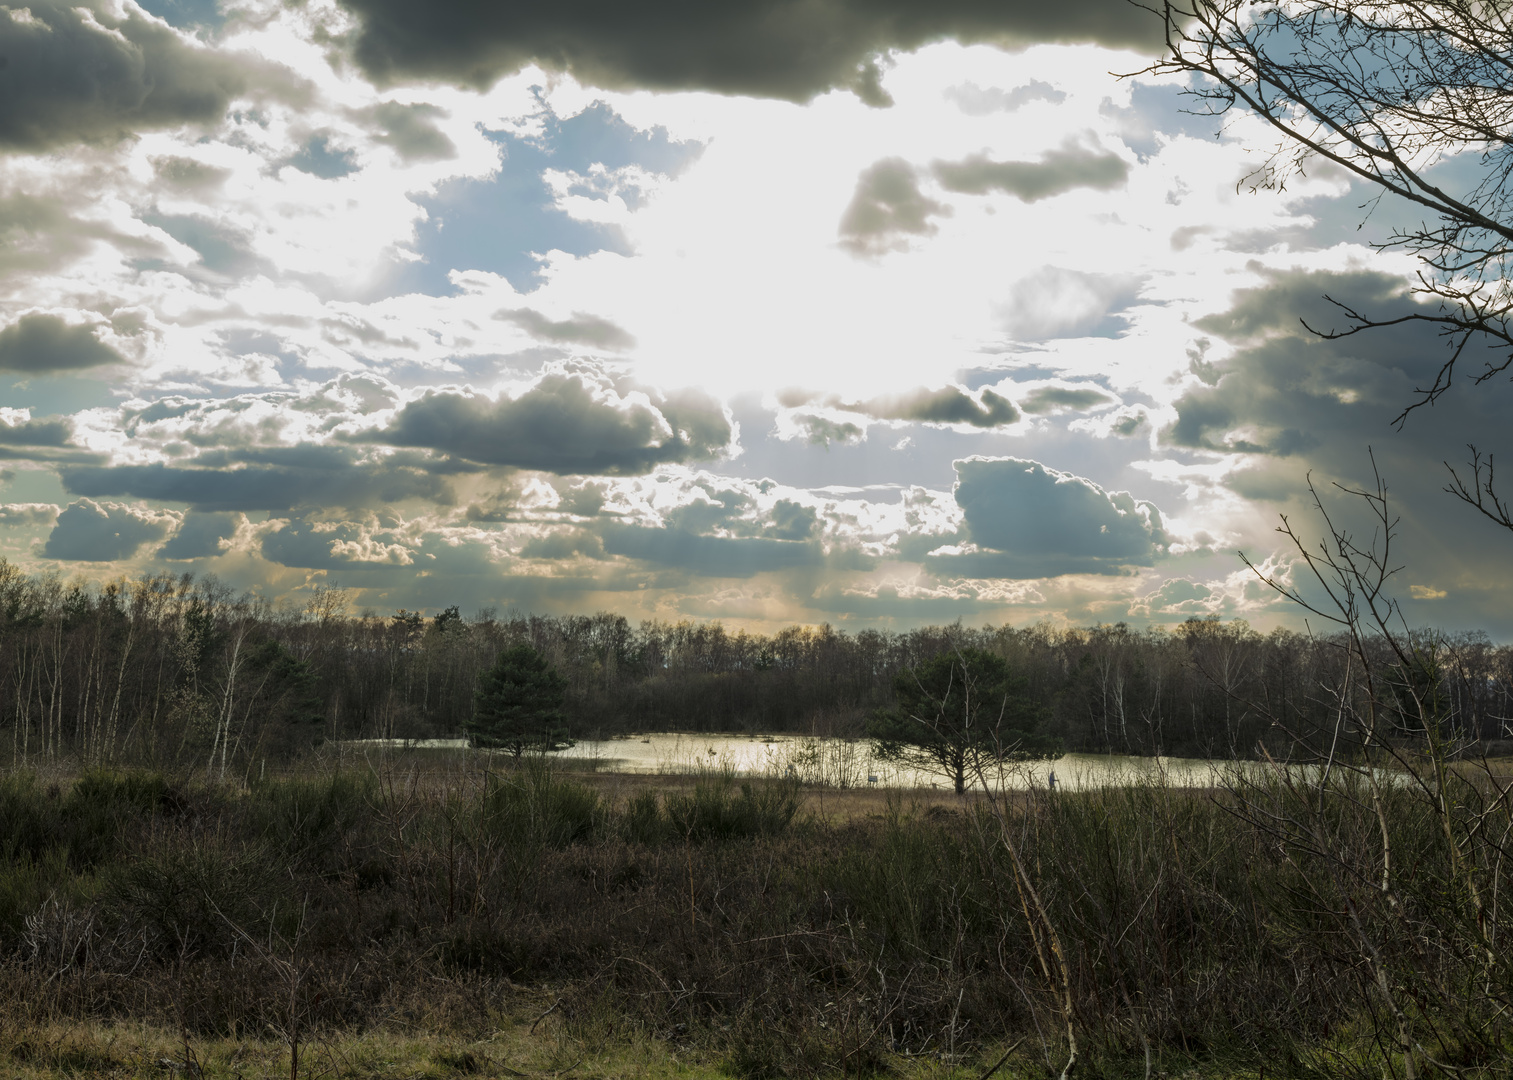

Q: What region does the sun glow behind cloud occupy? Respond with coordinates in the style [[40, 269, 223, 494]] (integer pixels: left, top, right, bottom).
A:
[[1, 0, 1509, 632]]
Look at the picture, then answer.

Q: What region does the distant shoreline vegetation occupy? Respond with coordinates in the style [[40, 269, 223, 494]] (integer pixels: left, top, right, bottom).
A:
[[2, 559, 1510, 772]]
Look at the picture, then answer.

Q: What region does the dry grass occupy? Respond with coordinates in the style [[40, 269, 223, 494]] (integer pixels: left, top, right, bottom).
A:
[[1, 758, 1509, 1079], [0, 1016, 1279, 1080]]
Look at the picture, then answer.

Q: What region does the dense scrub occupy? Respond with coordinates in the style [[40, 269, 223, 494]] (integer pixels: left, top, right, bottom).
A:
[[5, 560, 1513, 774], [1, 759, 1508, 1078]]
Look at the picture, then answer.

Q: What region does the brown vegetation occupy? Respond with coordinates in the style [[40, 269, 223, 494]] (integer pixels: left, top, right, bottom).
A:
[[1, 748, 1508, 1079]]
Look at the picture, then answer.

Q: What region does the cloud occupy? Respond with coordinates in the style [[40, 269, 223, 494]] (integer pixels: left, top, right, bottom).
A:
[[860, 385, 1020, 426], [376, 363, 733, 474], [0, 408, 73, 447], [944, 79, 1066, 115], [600, 524, 818, 577], [997, 267, 1145, 340], [515, 472, 836, 578], [1069, 405, 1149, 439], [1019, 385, 1113, 415], [0, 192, 164, 279], [497, 308, 637, 351], [932, 142, 1128, 201], [780, 384, 1020, 444], [519, 529, 608, 561], [60, 455, 452, 512], [0, 314, 122, 373], [0, 0, 264, 151], [335, 0, 1164, 101], [0, 502, 60, 527], [769, 498, 818, 540], [42, 499, 178, 561], [261, 517, 416, 569], [1155, 265, 1513, 629], [791, 414, 868, 446], [839, 158, 949, 255], [151, 155, 232, 194], [1135, 577, 1213, 615], [1122, 571, 1287, 621], [362, 101, 458, 162], [1165, 267, 1439, 456], [141, 213, 268, 280], [934, 456, 1169, 577], [158, 511, 240, 559]]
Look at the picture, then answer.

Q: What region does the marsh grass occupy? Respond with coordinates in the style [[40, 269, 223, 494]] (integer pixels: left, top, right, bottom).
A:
[[0, 757, 1506, 1078]]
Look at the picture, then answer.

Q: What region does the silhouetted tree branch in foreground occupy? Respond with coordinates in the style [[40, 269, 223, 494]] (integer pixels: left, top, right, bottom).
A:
[[1140, 0, 1513, 422]]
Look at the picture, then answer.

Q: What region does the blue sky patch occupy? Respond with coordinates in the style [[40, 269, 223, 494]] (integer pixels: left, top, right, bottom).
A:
[[388, 101, 703, 296]]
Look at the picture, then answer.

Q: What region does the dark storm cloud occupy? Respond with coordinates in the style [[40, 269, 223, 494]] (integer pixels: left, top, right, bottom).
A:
[[932, 144, 1129, 201], [0, 0, 267, 151], [0, 314, 123, 373], [839, 158, 949, 255], [376, 365, 733, 474], [1163, 265, 1513, 632], [1164, 268, 1440, 456], [42, 499, 176, 562], [60, 453, 451, 512], [497, 308, 637, 351], [334, 0, 1160, 101], [158, 511, 239, 559], [934, 456, 1168, 578]]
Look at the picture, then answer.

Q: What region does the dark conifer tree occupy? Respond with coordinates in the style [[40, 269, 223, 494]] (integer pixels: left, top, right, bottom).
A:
[[467, 643, 571, 756]]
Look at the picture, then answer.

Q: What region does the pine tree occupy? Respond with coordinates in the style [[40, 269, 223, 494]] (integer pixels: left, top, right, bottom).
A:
[[467, 643, 571, 756]]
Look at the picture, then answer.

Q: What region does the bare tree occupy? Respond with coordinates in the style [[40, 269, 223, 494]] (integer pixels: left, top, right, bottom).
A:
[[1141, 0, 1513, 420], [1231, 458, 1513, 1078]]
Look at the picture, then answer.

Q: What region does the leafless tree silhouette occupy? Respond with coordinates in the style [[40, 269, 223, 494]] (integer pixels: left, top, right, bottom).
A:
[[1140, 0, 1513, 422]]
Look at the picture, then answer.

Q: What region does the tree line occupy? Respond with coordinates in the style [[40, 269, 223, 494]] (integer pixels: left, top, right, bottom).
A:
[[2, 558, 1510, 772]]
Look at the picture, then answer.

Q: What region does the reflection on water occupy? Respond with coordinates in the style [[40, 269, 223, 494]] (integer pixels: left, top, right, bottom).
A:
[[348, 733, 1282, 791]]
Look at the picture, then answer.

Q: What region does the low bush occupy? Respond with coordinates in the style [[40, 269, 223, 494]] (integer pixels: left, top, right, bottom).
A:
[[479, 758, 603, 849], [661, 775, 801, 841], [100, 832, 287, 960], [248, 769, 374, 871]]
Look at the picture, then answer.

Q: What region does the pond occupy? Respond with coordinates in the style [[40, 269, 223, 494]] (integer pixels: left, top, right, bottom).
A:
[[347, 732, 1277, 791]]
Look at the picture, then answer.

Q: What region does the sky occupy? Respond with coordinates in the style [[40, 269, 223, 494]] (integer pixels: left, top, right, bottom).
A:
[[2, 0, 1512, 634]]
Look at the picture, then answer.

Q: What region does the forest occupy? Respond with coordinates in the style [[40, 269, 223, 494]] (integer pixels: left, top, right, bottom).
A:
[[4, 557, 1512, 771]]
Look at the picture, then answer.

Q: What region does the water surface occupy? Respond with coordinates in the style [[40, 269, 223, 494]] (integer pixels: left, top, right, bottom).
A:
[[351, 732, 1271, 791]]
